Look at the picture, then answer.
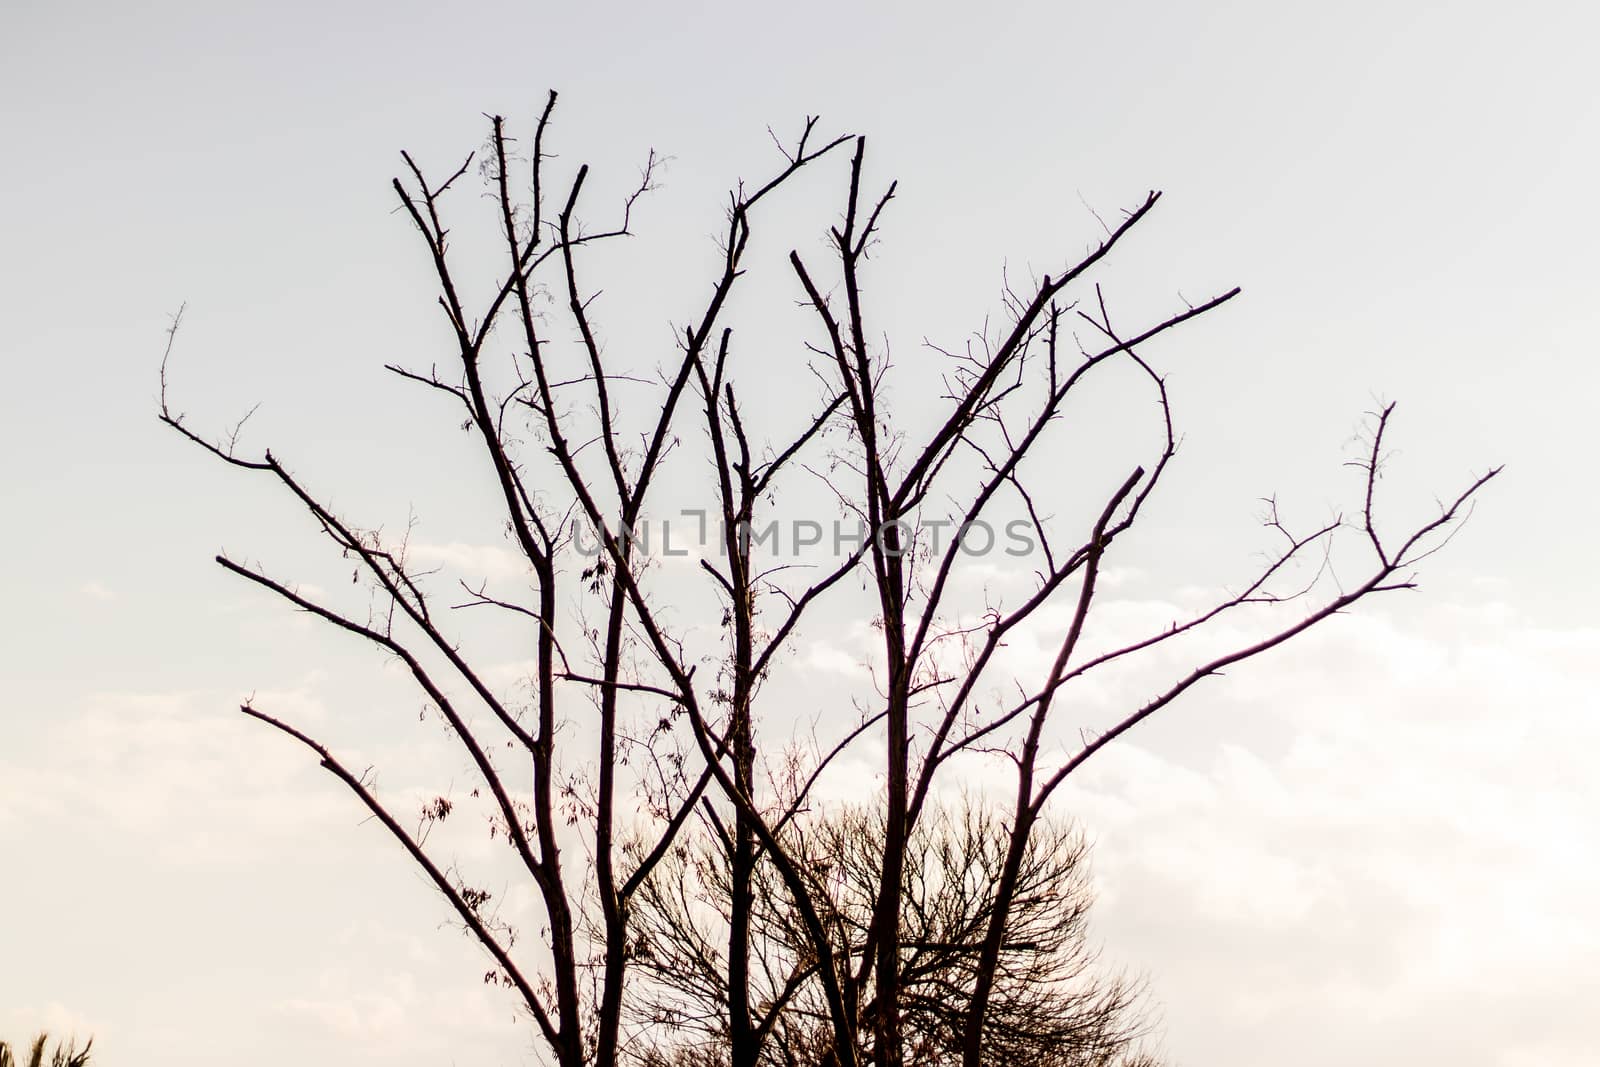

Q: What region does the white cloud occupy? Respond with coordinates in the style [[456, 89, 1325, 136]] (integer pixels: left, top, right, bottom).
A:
[[1041, 599, 1600, 1067], [0, 1002, 99, 1045], [8, 583, 1592, 1067], [0, 687, 343, 860], [273, 930, 529, 1060], [406, 541, 531, 582], [807, 639, 869, 678]]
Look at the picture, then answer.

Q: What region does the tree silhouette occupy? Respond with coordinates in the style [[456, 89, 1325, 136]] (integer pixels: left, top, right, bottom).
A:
[[0, 1034, 93, 1067], [160, 92, 1497, 1067], [630, 797, 1155, 1066]]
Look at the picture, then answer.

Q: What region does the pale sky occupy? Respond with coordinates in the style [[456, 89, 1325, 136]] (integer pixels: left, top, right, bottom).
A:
[[2, 1, 1597, 1064]]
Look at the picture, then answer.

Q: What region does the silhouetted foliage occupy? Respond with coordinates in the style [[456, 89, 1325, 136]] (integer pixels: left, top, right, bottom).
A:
[[0, 1034, 93, 1067]]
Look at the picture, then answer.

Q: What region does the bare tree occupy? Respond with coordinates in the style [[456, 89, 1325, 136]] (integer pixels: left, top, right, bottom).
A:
[[629, 797, 1154, 1067], [160, 93, 1497, 1067]]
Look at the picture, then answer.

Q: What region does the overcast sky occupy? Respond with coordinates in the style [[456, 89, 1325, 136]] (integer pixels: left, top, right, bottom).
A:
[[3, 1, 1597, 1064]]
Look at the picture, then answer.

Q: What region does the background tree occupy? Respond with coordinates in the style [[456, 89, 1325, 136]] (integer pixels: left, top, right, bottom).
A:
[[160, 93, 1496, 1067], [629, 797, 1154, 1067]]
